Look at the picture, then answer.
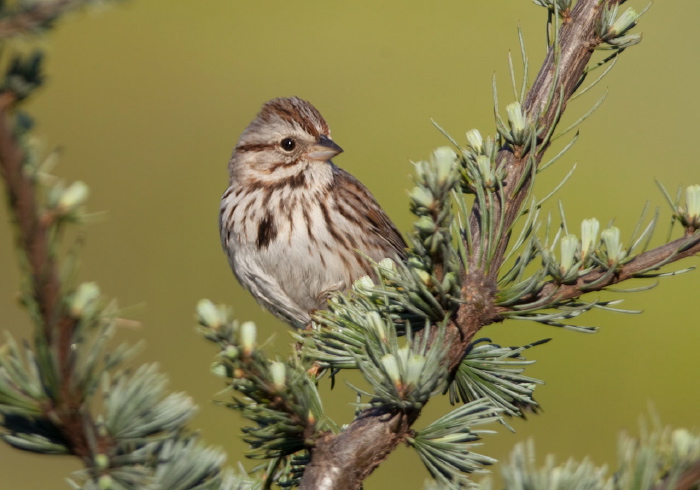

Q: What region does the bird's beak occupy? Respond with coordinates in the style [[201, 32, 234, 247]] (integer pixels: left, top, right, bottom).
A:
[[307, 135, 343, 161]]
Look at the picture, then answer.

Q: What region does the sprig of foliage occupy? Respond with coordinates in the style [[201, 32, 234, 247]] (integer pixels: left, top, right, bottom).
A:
[[204, 2, 700, 488], [0, 0, 124, 39], [408, 398, 502, 489], [349, 316, 450, 410], [0, 6, 235, 487], [480, 419, 700, 490], [69, 437, 252, 490], [485, 439, 612, 490], [198, 300, 330, 483], [2, 0, 698, 488], [447, 339, 549, 419], [408, 146, 463, 301]]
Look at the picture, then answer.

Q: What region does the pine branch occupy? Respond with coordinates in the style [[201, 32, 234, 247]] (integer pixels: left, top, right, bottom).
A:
[[495, 232, 700, 318], [490, 420, 700, 490], [655, 461, 700, 490], [299, 1, 626, 488], [0, 95, 101, 459], [0, 0, 117, 38], [0, 76, 237, 489]]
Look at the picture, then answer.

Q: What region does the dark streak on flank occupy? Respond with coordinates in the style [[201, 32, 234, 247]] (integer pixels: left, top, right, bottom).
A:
[[339, 253, 352, 280], [346, 231, 358, 250], [335, 169, 407, 258], [303, 206, 316, 244], [256, 213, 277, 249], [287, 199, 295, 243], [319, 200, 347, 249], [353, 252, 366, 272], [241, 197, 257, 238], [222, 187, 235, 200], [223, 202, 238, 229], [243, 197, 257, 216], [335, 200, 362, 226]]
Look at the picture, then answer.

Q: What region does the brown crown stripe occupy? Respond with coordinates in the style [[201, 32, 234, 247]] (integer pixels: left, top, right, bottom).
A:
[[261, 98, 327, 138], [280, 105, 318, 136]]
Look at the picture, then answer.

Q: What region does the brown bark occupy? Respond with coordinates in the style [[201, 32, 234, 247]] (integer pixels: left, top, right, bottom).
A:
[[496, 233, 700, 316], [0, 98, 103, 461], [655, 460, 700, 490]]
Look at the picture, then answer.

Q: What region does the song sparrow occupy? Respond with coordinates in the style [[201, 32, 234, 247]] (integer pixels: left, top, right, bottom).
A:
[[219, 97, 406, 329]]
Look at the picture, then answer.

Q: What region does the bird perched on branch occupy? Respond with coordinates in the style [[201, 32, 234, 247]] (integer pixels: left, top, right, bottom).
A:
[[220, 97, 406, 328]]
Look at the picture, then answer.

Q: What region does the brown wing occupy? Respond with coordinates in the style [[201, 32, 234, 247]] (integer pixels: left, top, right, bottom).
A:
[[333, 166, 407, 260]]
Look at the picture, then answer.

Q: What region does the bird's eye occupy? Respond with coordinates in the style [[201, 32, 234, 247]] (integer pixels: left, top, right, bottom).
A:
[[280, 138, 296, 152]]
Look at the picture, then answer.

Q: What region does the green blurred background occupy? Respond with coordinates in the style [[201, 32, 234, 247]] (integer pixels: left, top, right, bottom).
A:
[[1, 1, 699, 488]]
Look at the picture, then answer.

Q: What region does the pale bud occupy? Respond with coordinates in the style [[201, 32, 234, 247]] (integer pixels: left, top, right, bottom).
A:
[[381, 354, 401, 386], [685, 185, 700, 221], [196, 299, 222, 329], [601, 227, 624, 263], [70, 282, 100, 318], [211, 362, 228, 378], [405, 353, 426, 387], [506, 101, 526, 145], [416, 269, 432, 287], [94, 453, 109, 470], [609, 8, 638, 38], [240, 321, 256, 355], [415, 216, 437, 235], [367, 311, 386, 342], [466, 129, 484, 154], [410, 186, 434, 210], [580, 218, 599, 260], [269, 361, 286, 390], [671, 429, 694, 459], [432, 146, 457, 186], [353, 275, 375, 290], [559, 234, 578, 274], [98, 475, 114, 490], [476, 155, 494, 186], [378, 257, 397, 271], [56, 180, 89, 213], [223, 345, 238, 360]]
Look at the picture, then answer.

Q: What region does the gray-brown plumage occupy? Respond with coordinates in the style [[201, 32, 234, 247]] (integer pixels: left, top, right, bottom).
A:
[[220, 97, 406, 328]]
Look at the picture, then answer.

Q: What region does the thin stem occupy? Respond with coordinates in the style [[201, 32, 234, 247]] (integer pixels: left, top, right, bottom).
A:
[[0, 97, 105, 461]]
